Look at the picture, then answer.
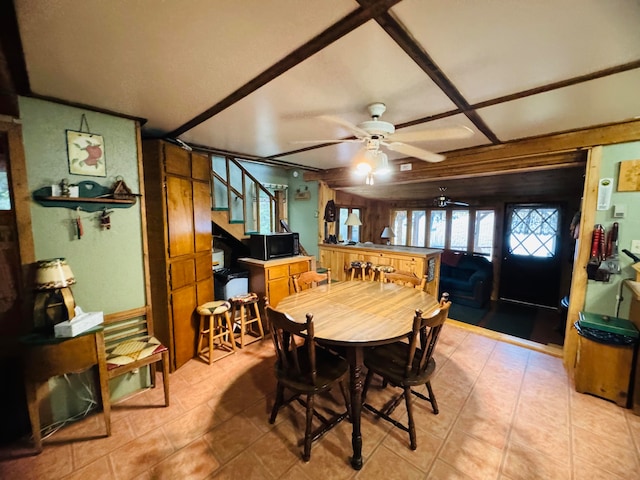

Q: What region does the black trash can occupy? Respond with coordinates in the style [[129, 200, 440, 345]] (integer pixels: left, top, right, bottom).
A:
[[214, 268, 249, 301]]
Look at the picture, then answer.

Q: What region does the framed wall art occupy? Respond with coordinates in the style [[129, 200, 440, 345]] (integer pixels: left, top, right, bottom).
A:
[[66, 130, 106, 177], [618, 159, 640, 192]]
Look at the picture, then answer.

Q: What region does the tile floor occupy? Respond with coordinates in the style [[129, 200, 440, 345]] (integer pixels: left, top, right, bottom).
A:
[[1, 321, 640, 479]]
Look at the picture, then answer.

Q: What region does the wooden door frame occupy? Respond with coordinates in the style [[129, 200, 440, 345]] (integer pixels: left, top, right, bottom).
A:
[[1, 119, 34, 341]]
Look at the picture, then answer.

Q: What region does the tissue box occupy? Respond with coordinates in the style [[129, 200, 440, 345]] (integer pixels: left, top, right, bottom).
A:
[[54, 311, 104, 338]]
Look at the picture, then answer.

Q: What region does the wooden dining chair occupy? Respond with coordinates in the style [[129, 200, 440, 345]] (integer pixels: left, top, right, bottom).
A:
[[362, 293, 451, 450], [265, 303, 350, 461], [103, 306, 170, 406], [384, 270, 427, 290], [292, 268, 331, 292]]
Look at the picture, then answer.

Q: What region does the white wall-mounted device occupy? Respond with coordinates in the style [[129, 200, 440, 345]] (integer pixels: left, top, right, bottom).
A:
[[613, 204, 626, 218], [597, 178, 613, 211]]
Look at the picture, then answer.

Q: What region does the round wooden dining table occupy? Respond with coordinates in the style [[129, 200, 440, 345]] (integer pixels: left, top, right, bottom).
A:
[[276, 280, 440, 470]]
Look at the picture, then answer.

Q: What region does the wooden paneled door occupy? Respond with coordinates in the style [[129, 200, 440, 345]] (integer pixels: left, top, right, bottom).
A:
[[143, 140, 213, 371], [500, 203, 563, 308]]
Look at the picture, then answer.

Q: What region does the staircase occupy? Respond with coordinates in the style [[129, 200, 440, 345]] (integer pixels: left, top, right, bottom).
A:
[[210, 155, 280, 241]]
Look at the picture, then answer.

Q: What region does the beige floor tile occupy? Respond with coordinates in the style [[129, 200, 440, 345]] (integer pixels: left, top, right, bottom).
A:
[[0, 442, 74, 480], [381, 422, 444, 471], [162, 403, 220, 450], [502, 441, 571, 480], [355, 444, 425, 479], [428, 459, 479, 480], [572, 424, 640, 479], [205, 451, 273, 480], [438, 429, 503, 479], [62, 456, 115, 480], [149, 437, 219, 480], [453, 403, 513, 450], [71, 416, 136, 469], [509, 414, 570, 465], [6, 324, 640, 480], [108, 428, 175, 480], [202, 413, 263, 464]]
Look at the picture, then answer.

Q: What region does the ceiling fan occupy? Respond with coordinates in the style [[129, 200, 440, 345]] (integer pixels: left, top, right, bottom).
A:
[[295, 102, 474, 165], [433, 187, 469, 208]]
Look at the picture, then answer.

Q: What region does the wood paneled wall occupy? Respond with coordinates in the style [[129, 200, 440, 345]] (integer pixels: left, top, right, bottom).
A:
[[318, 181, 389, 245]]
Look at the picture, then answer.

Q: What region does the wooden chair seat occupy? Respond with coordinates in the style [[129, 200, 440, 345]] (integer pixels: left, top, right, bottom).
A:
[[105, 335, 167, 369]]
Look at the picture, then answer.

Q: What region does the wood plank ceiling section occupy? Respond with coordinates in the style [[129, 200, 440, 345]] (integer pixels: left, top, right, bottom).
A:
[[2, 0, 640, 202]]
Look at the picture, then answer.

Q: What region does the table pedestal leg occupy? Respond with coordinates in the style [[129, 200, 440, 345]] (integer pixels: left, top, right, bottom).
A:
[[348, 347, 364, 470]]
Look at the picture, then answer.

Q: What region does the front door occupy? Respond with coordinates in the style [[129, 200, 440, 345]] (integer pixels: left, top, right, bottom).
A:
[[499, 203, 563, 307]]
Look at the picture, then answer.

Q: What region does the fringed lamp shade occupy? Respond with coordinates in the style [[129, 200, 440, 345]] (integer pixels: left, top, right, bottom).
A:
[[33, 258, 76, 334]]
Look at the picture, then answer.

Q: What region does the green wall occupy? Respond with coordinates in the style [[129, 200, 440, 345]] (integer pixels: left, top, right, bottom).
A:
[[19, 97, 149, 423], [20, 97, 146, 313], [239, 162, 320, 259], [287, 170, 320, 259], [584, 141, 640, 318]]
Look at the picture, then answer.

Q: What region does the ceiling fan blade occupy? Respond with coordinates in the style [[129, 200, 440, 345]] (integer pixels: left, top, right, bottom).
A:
[[384, 142, 445, 163], [388, 125, 473, 143], [319, 115, 371, 138], [449, 200, 470, 207], [290, 138, 363, 145]]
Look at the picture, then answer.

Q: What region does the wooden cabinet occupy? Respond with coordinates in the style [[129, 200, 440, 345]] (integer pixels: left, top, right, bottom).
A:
[[143, 140, 213, 371], [238, 256, 314, 308], [318, 244, 441, 297]]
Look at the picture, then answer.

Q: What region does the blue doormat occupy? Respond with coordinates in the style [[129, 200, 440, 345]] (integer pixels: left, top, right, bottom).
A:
[[484, 302, 537, 339], [447, 303, 489, 326]]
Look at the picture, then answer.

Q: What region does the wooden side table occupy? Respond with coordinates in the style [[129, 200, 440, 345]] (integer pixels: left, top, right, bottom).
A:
[[21, 327, 111, 452]]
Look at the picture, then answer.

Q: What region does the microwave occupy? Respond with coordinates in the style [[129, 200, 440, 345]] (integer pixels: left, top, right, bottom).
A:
[[249, 232, 300, 261]]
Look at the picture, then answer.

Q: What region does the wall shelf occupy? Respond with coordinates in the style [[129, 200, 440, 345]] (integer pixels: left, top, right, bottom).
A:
[[32, 180, 137, 212]]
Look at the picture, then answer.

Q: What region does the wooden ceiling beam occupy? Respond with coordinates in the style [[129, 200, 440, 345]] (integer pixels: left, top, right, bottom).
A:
[[305, 119, 640, 187]]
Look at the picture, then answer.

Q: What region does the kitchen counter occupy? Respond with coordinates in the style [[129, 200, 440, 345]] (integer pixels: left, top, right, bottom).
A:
[[318, 243, 441, 297]]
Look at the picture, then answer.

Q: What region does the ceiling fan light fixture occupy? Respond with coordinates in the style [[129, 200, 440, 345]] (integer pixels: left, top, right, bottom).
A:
[[355, 160, 373, 174], [365, 173, 374, 185], [374, 151, 391, 177]]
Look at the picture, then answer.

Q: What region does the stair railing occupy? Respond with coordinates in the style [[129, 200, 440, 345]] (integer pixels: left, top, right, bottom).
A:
[[211, 155, 278, 235]]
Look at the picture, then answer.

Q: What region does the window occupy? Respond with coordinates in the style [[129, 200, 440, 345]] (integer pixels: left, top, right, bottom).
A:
[[508, 207, 559, 257], [450, 210, 469, 250], [428, 210, 446, 249], [410, 210, 426, 246], [474, 210, 495, 256], [0, 152, 10, 210], [339, 207, 361, 242], [391, 210, 407, 246], [394, 207, 496, 257]]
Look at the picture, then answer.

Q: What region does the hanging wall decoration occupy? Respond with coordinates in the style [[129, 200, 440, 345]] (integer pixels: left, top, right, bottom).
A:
[[617, 159, 640, 192], [66, 114, 106, 177]]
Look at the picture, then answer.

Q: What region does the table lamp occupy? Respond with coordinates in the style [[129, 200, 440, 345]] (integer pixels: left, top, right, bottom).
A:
[[33, 258, 76, 334], [381, 226, 395, 245], [345, 212, 362, 243]]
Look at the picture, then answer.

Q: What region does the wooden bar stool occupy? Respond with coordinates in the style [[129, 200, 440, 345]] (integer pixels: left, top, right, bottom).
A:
[[196, 300, 236, 364], [370, 265, 394, 282], [348, 261, 367, 280], [230, 293, 264, 347]]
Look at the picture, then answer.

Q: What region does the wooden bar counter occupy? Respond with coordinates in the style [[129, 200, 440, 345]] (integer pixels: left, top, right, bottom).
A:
[[318, 243, 442, 297]]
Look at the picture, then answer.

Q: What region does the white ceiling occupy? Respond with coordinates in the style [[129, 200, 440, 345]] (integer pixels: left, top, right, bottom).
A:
[[11, 0, 640, 177]]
